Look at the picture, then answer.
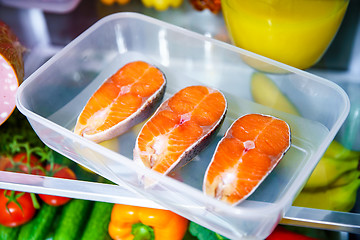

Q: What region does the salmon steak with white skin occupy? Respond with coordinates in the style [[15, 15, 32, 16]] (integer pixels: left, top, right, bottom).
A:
[[203, 113, 291, 205], [134, 85, 227, 175], [74, 61, 166, 143]]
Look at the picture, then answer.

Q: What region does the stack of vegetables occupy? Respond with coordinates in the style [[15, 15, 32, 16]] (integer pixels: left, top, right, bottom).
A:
[[0, 21, 115, 238], [250, 72, 360, 212], [0, 109, 105, 240], [0, 109, 218, 240]]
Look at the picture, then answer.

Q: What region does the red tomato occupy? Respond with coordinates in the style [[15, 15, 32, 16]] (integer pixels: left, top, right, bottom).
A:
[[4, 153, 44, 175], [38, 164, 76, 206], [0, 190, 36, 227]]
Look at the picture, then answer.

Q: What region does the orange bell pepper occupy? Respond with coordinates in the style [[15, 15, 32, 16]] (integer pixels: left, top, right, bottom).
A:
[[108, 204, 188, 240], [100, 0, 131, 5]]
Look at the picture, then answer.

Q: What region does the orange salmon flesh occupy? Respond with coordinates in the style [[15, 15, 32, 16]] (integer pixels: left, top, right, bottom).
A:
[[74, 61, 166, 142], [203, 113, 291, 205], [134, 85, 227, 175]]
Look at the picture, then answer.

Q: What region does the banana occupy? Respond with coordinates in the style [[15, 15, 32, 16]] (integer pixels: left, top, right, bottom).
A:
[[294, 178, 360, 212], [324, 140, 360, 160], [303, 156, 359, 190], [330, 170, 360, 188], [250, 72, 301, 116]]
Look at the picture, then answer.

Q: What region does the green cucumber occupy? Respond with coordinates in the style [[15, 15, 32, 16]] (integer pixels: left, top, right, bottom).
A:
[[44, 204, 63, 240], [17, 203, 58, 240], [0, 224, 20, 240], [53, 199, 93, 240], [80, 201, 114, 240]]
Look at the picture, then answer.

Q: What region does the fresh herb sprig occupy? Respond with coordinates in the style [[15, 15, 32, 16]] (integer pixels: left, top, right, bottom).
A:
[[0, 109, 52, 167]]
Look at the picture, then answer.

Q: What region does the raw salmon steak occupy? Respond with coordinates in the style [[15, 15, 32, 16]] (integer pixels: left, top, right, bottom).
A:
[[134, 85, 227, 175], [203, 113, 291, 205], [74, 61, 166, 143]]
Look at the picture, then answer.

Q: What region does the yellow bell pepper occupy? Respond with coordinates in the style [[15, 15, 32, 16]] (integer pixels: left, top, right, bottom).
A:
[[141, 0, 183, 11], [108, 204, 188, 240]]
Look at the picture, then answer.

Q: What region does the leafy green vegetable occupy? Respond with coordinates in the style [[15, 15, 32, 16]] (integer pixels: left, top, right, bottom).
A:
[[188, 222, 229, 240], [0, 109, 75, 169], [0, 109, 49, 160]]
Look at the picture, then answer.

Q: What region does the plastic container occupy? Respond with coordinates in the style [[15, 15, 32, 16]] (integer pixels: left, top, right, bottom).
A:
[[0, 0, 81, 13], [15, 13, 349, 239], [332, 80, 360, 151]]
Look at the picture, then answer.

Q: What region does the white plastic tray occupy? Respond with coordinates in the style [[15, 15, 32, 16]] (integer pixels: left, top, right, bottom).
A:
[[16, 13, 350, 239]]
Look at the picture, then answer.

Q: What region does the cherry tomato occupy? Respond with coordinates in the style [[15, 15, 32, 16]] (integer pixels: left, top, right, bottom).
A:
[[0, 190, 36, 227], [3, 153, 44, 175], [38, 164, 76, 206]]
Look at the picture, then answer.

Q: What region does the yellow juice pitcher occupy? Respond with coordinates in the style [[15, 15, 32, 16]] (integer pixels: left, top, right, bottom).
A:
[[222, 0, 349, 69]]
